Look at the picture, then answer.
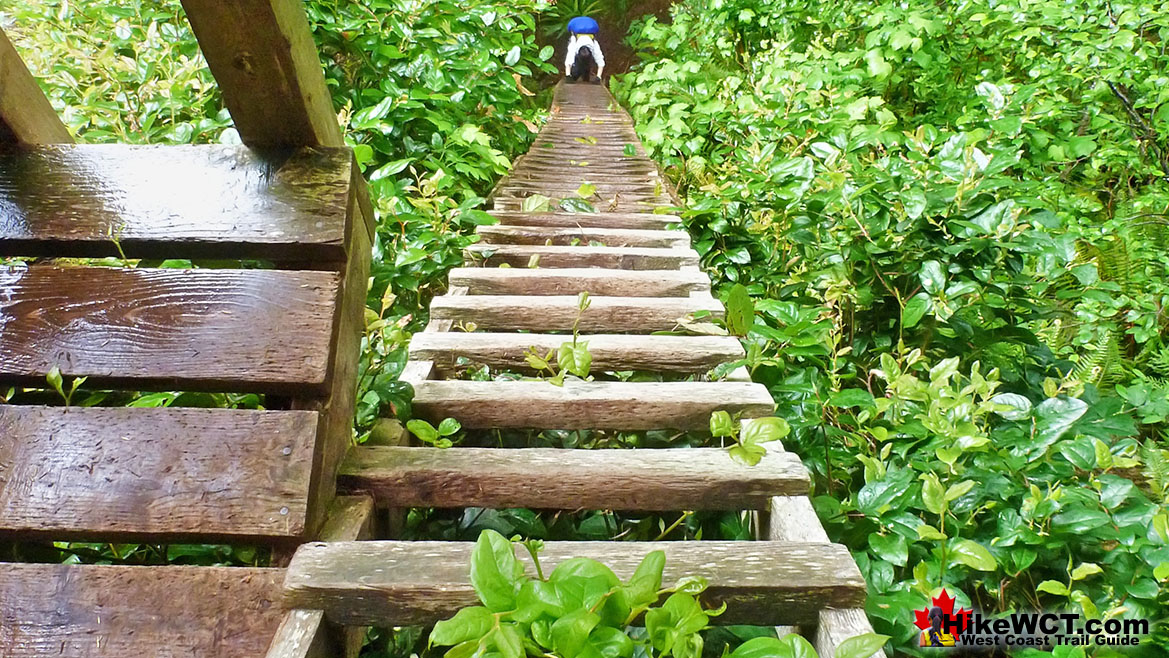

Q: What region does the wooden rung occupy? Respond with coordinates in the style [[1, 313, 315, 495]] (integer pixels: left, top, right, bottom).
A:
[[449, 267, 708, 297], [465, 244, 697, 270], [0, 145, 354, 261], [339, 446, 808, 510], [0, 266, 339, 394], [409, 333, 743, 373], [489, 212, 677, 230], [476, 225, 688, 248], [429, 294, 722, 332], [0, 28, 73, 145], [0, 563, 285, 657], [0, 406, 318, 542], [283, 540, 867, 627], [412, 380, 775, 430]]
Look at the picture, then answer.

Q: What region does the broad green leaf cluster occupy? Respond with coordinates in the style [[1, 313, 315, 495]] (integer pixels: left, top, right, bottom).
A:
[[613, 0, 1169, 654]]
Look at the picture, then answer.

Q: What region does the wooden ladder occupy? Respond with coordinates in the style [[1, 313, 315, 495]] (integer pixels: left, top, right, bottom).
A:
[[281, 83, 885, 656]]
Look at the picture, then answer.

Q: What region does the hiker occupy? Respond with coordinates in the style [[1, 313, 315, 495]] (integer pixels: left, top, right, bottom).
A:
[[564, 16, 604, 84]]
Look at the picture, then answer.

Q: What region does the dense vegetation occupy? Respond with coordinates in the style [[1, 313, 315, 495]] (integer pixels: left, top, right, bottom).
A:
[[614, 1, 1169, 654], [5, 0, 1169, 655]]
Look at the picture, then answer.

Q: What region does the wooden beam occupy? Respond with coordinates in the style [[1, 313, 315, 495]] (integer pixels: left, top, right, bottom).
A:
[[0, 27, 72, 145], [180, 0, 343, 148], [465, 244, 698, 269], [448, 267, 707, 297], [429, 294, 723, 332]]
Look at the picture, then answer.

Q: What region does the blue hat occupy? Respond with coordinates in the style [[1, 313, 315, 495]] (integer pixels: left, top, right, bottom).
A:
[[567, 16, 599, 34]]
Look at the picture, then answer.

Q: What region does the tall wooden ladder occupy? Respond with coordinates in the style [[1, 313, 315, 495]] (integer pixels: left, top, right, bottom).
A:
[[282, 83, 884, 656]]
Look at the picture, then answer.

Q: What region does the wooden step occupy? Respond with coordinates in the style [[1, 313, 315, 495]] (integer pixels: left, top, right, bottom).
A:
[[465, 244, 696, 269], [429, 294, 722, 332], [448, 267, 707, 296], [283, 540, 867, 626], [412, 380, 775, 429], [410, 332, 742, 372], [0, 144, 354, 262], [489, 211, 677, 230], [0, 405, 318, 542], [1, 563, 285, 657], [339, 446, 807, 510], [476, 225, 688, 248]]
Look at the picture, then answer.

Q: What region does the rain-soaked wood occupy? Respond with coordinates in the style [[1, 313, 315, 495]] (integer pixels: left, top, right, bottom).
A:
[[465, 244, 697, 269], [410, 332, 743, 373], [181, 0, 343, 148], [0, 406, 317, 542], [338, 446, 809, 510], [476, 225, 688, 248], [449, 267, 706, 297], [0, 266, 339, 394], [0, 28, 72, 145], [0, 145, 353, 261], [284, 540, 867, 626], [0, 563, 285, 657], [489, 211, 677, 230], [429, 294, 722, 332], [412, 380, 775, 430]]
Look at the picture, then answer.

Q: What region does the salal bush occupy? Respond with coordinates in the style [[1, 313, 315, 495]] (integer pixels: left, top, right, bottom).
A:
[[614, 0, 1169, 653]]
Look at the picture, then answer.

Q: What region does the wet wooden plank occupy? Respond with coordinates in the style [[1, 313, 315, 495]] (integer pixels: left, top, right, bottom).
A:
[[412, 380, 775, 430], [339, 446, 808, 510], [0, 145, 353, 261], [0, 28, 72, 145], [476, 225, 688, 248], [0, 266, 339, 394], [410, 332, 742, 373], [448, 267, 707, 297], [284, 540, 866, 626], [488, 211, 677, 230], [181, 0, 342, 148], [0, 406, 318, 541], [465, 244, 697, 269], [0, 563, 285, 657], [429, 294, 722, 332]]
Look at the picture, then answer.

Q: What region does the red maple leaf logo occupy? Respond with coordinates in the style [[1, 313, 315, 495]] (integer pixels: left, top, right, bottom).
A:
[[913, 589, 971, 633]]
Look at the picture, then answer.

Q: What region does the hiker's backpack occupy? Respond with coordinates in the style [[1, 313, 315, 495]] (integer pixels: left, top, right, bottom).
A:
[[567, 16, 599, 35]]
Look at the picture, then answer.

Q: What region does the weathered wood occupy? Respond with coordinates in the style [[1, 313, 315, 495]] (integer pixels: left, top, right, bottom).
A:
[[815, 609, 887, 658], [317, 495, 375, 542], [0, 266, 339, 394], [476, 225, 688, 248], [429, 295, 722, 332], [180, 0, 343, 148], [0, 563, 285, 657], [263, 610, 337, 658], [284, 540, 867, 627], [0, 406, 317, 541], [0, 145, 353, 261], [338, 446, 808, 510], [448, 267, 707, 297], [410, 332, 743, 373], [489, 211, 678, 230], [466, 244, 697, 269], [412, 380, 775, 429], [0, 28, 72, 145]]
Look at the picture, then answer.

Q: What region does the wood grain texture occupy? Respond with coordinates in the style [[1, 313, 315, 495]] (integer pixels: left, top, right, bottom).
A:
[[476, 225, 688, 248], [489, 212, 677, 230], [180, 0, 343, 148], [0, 266, 339, 394], [466, 244, 697, 269], [0, 406, 318, 541], [338, 446, 808, 510], [409, 332, 744, 373], [283, 540, 867, 626], [0, 28, 72, 145], [263, 610, 336, 658], [412, 380, 775, 429], [0, 145, 353, 261], [429, 294, 723, 332], [0, 563, 285, 657], [448, 267, 708, 297], [815, 608, 888, 658]]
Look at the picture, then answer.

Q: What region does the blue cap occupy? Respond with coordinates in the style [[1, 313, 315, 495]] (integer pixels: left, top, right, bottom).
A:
[[567, 16, 599, 34]]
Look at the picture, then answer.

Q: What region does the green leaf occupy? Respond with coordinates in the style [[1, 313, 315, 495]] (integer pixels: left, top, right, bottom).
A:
[[438, 417, 462, 437], [1037, 580, 1069, 596], [622, 143, 637, 156], [521, 194, 551, 213], [46, 366, 64, 397], [551, 608, 601, 658], [560, 198, 597, 213], [493, 625, 524, 658], [740, 417, 791, 445], [723, 283, 754, 336], [729, 637, 791, 658], [558, 341, 592, 378], [864, 49, 892, 78], [407, 419, 439, 444], [829, 388, 876, 408], [470, 530, 523, 612], [505, 45, 521, 66], [951, 539, 997, 571], [538, 45, 554, 61], [729, 442, 766, 466], [709, 410, 735, 438], [869, 533, 909, 566], [576, 182, 597, 198], [902, 292, 932, 328], [902, 188, 927, 219], [835, 633, 890, 658], [1070, 563, 1102, 581], [627, 550, 666, 605], [430, 606, 494, 647], [921, 473, 946, 515], [991, 393, 1032, 420], [919, 260, 946, 295], [589, 627, 634, 658]]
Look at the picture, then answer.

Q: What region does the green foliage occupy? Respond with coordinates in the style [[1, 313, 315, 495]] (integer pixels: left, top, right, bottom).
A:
[[614, 0, 1169, 653]]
